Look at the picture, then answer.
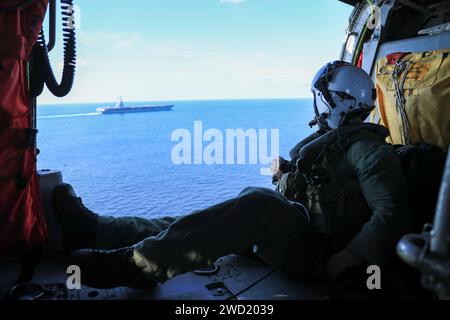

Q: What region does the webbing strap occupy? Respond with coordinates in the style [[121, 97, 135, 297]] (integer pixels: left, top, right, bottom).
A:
[[0, 127, 37, 149]]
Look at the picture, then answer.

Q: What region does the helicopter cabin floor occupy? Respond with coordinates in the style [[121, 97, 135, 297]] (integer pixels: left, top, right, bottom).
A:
[[0, 252, 326, 300]]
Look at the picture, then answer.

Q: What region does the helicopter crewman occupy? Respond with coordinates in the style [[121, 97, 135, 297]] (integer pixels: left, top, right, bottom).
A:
[[53, 61, 411, 289]]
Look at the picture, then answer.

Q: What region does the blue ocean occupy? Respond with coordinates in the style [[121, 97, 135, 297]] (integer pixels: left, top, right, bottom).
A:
[[37, 99, 315, 219]]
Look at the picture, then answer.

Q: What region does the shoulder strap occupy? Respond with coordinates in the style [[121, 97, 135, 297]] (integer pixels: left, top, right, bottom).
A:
[[296, 123, 389, 163], [289, 131, 321, 160]]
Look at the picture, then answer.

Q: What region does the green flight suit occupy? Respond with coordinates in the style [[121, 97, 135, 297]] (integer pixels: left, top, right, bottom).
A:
[[90, 124, 411, 280], [277, 124, 411, 266]]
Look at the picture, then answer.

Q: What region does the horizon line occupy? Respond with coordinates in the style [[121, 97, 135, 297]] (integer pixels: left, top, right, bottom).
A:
[[38, 96, 313, 106]]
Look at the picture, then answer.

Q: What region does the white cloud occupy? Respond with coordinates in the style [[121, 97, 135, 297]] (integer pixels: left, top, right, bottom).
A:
[[256, 51, 265, 59], [220, 0, 245, 4], [41, 30, 321, 104]]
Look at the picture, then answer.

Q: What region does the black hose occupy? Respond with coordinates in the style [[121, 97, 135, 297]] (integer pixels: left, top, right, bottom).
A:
[[36, 0, 76, 98]]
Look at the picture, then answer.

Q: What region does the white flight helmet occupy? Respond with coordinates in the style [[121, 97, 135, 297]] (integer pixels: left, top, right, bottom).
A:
[[309, 61, 376, 130]]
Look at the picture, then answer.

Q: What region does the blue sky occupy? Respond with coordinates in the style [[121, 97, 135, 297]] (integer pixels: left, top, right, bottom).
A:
[[40, 0, 353, 104]]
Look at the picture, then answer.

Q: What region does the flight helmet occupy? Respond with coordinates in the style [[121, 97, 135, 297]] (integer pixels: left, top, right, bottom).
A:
[[309, 61, 376, 130]]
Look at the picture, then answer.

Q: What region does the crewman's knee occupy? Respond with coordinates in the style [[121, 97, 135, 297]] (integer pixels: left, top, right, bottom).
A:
[[238, 186, 281, 202], [237, 187, 306, 224], [240, 187, 300, 210]]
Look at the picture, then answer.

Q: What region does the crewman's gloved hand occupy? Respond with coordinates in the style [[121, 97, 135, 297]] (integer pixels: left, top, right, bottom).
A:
[[271, 156, 289, 181]]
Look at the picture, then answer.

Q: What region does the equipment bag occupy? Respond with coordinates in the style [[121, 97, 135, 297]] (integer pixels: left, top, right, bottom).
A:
[[375, 49, 450, 152], [0, 0, 49, 258]]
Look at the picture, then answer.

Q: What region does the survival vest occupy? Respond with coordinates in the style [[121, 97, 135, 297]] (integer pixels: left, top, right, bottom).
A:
[[276, 123, 389, 237], [0, 1, 49, 258]]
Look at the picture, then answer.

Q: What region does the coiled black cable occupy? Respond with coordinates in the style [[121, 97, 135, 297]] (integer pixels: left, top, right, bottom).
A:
[[36, 0, 76, 97]]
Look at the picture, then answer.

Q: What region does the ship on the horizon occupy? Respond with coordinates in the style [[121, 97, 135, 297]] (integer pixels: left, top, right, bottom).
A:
[[96, 97, 174, 114]]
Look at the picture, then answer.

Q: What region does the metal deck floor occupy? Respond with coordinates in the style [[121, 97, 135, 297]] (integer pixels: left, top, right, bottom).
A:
[[0, 253, 325, 300]]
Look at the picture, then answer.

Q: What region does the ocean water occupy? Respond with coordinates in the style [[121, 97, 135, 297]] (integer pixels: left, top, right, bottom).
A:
[[37, 99, 315, 219]]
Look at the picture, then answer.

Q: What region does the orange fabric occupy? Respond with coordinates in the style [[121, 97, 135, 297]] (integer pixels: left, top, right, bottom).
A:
[[0, 0, 49, 257], [375, 84, 394, 144]]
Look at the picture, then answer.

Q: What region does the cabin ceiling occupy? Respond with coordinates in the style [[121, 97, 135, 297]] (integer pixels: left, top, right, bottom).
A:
[[338, 0, 450, 6], [338, 0, 360, 6]]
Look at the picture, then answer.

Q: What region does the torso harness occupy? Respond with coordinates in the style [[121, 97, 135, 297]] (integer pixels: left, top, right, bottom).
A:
[[276, 123, 389, 247]]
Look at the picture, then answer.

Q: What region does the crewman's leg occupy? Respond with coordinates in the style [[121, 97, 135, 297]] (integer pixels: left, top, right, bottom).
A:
[[134, 187, 311, 279], [70, 187, 313, 289], [52, 183, 179, 252], [95, 215, 179, 249]]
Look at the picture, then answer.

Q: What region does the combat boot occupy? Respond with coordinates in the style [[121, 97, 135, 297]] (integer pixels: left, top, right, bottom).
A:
[[52, 183, 99, 253], [69, 247, 164, 289]]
